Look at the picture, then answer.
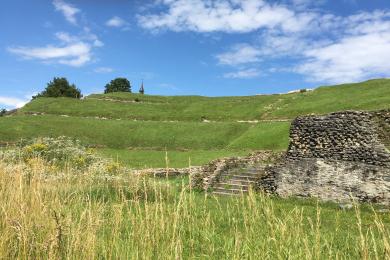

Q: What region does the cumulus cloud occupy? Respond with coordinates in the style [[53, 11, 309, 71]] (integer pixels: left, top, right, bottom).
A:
[[94, 67, 114, 73], [8, 42, 92, 67], [8, 0, 104, 68], [8, 29, 104, 67], [138, 0, 390, 83], [0, 96, 28, 109], [223, 68, 261, 79], [53, 0, 80, 25], [296, 32, 390, 83], [137, 0, 314, 34], [216, 44, 262, 65], [294, 11, 390, 83], [288, 0, 326, 8], [106, 16, 129, 29]]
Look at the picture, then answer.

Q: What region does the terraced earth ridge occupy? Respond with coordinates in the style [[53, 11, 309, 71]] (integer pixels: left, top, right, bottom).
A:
[[1, 78, 390, 168]]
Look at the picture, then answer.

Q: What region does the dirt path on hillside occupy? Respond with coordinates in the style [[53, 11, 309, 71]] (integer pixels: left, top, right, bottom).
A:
[[86, 97, 160, 104], [20, 112, 291, 123]]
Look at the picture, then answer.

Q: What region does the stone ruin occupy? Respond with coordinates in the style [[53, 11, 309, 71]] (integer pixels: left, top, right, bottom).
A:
[[189, 109, 390, 204], [286, 111, 390, 166], [258, 110, 390, 205]]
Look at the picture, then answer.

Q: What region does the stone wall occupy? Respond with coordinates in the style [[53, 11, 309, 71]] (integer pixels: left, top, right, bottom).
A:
[[258, 110, 390, 205], [287, 111, 390, 166], [258, 159, 390, 204], [133, 166, 202, 178], [373, 110, 390, 148]]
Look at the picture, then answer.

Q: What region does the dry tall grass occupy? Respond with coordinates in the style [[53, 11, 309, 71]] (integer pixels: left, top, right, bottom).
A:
[[0, 158, 389, 259]]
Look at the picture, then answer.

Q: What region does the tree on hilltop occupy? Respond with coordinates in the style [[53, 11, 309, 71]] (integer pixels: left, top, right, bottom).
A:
[[0, 108, 7, 117], [34, 77, 82, 99], [104, 78, 132, 93]]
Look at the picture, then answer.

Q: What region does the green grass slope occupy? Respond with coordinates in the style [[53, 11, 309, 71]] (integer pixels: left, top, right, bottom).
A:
[[0, 115, 290, 150], [1, 78, 389, 168], [20, 79, 390, 121]]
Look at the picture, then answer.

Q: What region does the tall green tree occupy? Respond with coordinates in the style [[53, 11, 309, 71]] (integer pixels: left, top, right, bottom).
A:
[[34, 77, 82, 99], [0, 109, 7, 117], [104, 78, 131, 93]]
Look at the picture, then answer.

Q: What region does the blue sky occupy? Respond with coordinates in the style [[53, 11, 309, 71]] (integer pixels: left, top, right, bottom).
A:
[[1, 0, 390, 109]]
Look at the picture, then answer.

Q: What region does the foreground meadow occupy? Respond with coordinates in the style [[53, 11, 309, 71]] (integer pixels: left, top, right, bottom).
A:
[[1, 156, 390, 259]]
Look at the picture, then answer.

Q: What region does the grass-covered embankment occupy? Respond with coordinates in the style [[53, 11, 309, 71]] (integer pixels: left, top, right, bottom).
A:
[[0, 115, 289, 150], [20, 79, 390, 121], [0, 115, 290, 167], [2, 78, 390, 167]]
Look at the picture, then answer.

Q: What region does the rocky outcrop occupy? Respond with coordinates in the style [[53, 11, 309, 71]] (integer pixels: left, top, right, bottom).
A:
[[257, 110, 390, 205]]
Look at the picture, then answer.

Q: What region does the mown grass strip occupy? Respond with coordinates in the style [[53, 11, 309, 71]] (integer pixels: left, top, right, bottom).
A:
[[0, 115, 290, 151]]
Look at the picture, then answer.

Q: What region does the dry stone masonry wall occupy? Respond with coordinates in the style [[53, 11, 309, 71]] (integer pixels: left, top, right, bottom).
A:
[[259, 110, 390, 205], [287, 111, 390, 166]]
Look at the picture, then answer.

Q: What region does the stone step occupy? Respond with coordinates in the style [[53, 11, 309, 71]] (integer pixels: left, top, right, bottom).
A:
[[220, 174, 259, 181], [212, 191, 240, 196], [245, 168, 264, 174], [215, 182, 250, 190], [213, 187, 249, 194], [226, 169, 262, 175], [222, 179, 256, 185]]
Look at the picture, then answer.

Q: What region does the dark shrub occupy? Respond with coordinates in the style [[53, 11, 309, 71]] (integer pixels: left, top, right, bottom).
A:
[[0, 109, 6, 117], [104, 78, 132, 94], [34, 77, 82, 99]]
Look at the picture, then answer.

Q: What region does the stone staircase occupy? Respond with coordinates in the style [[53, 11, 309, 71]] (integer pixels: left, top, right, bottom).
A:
[[212, 166, 264, 196]]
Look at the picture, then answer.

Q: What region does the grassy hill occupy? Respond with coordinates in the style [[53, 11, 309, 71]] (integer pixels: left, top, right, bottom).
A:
[[1, 79, 389, 168], [20, 79, 390, 121]]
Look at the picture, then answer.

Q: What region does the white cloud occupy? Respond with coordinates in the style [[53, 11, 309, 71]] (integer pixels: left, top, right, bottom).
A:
[[137, 0, 314, 34], [296, 32, 390, 83], [223, 68, 261, 79], [288, 0, 326, 8], [53, 0, 80, 25], [106, 16, 129, 29], [55, 31, 78, 43], [94, 67, 114, 73], [8, 29, 104, 67], [8, 42, 92, 67], [82, 27, 105, 47], [293, 10, 390, 83], [137, 0, 390, 83], [216, 44, 262, 65], [0, 96, 28, 109], [56, 29, 104, 47], [8, 1, 104, 68]]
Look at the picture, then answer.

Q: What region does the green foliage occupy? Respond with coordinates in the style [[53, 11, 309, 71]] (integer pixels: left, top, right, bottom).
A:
[[104, 78, 131, 94], [1, 136, 99, 168], [34, 77, 82, 99], [0, 109, 6, 117]]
